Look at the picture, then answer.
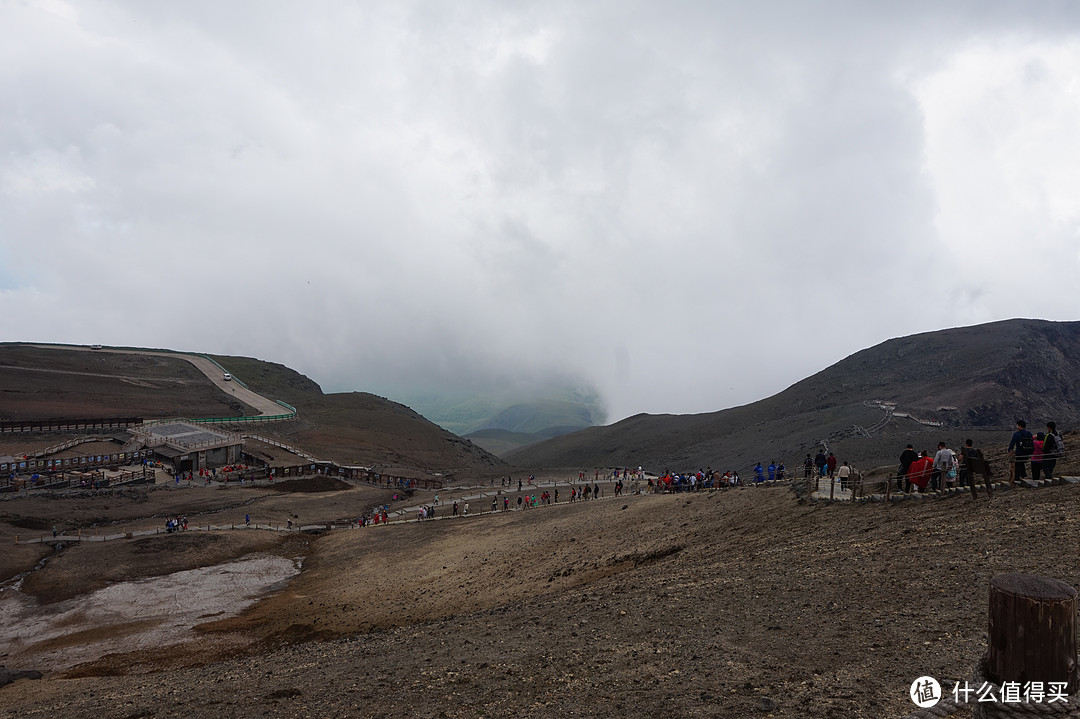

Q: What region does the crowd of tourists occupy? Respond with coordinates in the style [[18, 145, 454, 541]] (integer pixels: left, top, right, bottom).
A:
[[650, 468, 746, 491], [1007, 419, 1066, 482], [405, 483, 608, 522], [347, 423, 1074, 527], [358, 507, 391, 526], [798, 451, 861, 493], [164, 515, 188, 532], [894, 419, 1066, 493]]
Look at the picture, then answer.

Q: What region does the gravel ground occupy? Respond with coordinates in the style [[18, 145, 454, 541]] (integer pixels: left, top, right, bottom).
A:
[[5, 478, 1080, 717]]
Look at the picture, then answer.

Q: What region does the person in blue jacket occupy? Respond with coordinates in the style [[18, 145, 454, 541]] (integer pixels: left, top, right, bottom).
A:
[[1007, 419, 1034, 480]]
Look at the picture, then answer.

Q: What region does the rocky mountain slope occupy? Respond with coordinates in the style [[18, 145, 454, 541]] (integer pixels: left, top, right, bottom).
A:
[[506, 319, 1080, 472]]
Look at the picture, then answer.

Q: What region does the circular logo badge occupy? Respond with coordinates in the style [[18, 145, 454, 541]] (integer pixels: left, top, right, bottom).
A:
[[910, 676, 942, 708]]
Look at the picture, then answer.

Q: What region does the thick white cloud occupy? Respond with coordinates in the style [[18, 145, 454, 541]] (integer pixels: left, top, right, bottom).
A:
[[915, 37, 1080, 317], [2, 1, 1079, 422]]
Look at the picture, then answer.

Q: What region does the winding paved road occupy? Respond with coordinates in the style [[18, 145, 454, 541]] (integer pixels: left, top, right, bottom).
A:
[[29, 344, 287, 417]]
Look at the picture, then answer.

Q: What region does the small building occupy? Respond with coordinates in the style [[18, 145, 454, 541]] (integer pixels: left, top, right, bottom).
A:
[[127, 421, 243, 473]]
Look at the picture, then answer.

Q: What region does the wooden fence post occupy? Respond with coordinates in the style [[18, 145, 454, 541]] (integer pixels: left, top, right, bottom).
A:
[[986, 573, 1077, 693]]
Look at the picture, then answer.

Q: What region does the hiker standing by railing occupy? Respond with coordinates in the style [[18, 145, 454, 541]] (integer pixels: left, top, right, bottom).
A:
[[1007, 419, 1034, 482], [1043, 421, 1066, 480]]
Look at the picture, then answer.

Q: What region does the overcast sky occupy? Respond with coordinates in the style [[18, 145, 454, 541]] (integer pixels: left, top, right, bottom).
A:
[[3, 1, 1080, 423]]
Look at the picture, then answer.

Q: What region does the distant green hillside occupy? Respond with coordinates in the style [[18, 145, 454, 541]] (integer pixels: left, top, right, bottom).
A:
[[392, 384, 606, 438], [478, 400, 601, 434], [394, 392, 504, 436], [462, 428, 544, 457], [463, 421, 590, 457]]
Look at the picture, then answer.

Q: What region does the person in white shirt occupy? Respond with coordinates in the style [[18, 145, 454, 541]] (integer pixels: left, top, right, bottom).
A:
[[837, 462, 854, 492], [933, 442, 956, 491]]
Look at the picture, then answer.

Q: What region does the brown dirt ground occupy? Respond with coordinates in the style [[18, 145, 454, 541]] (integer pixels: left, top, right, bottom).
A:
[[0, 481, 397, 582], [4, 476, 1080, 718], [17, 532, 285, 605]]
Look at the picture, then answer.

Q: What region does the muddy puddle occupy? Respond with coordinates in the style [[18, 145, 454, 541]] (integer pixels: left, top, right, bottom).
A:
[[0, 554, 302, 672]]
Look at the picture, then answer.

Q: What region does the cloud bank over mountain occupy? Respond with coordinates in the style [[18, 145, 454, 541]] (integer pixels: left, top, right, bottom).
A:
[[3, 1, 1080, 421]]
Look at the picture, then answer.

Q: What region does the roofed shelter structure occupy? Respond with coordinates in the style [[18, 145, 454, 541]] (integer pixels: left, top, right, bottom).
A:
[[127, 421, 243, 473]]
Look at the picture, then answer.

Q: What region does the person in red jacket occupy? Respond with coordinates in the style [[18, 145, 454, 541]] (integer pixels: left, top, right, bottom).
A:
[[907, 451, 935, 492]]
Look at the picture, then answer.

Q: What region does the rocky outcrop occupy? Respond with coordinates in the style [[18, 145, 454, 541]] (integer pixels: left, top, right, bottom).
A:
[[0, 666, 43, 687]]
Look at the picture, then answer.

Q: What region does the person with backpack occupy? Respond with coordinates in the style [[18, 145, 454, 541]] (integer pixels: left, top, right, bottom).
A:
[[898, 445, 918, 492], [1043, 421, 1065, 480], [1007, 419, 1035, 481], [814, 450, 828, 478], [959, 439, 983, 487]]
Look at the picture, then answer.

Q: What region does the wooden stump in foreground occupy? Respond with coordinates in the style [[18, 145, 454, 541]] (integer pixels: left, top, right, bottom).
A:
[[987, 573, 1077, 692]]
